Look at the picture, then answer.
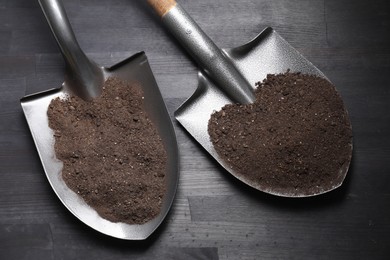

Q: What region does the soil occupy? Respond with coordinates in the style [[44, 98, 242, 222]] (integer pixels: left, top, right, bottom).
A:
[[47, 77, 167, 224], [208, 71, 352, 196]]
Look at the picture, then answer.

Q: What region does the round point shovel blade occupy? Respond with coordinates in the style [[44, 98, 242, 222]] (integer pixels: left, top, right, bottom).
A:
[[21, 52, 179, 239]]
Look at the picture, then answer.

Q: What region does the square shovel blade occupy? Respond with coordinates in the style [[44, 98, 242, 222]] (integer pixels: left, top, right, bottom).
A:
[[175, 27, 330, 196]]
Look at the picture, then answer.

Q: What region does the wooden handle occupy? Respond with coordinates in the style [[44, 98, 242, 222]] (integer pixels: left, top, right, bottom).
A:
[[147, 0, 177, 17]]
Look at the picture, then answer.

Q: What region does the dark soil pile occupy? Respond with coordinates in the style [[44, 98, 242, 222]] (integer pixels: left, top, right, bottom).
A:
[[208, 71, 352, 196], [47, 77, 167, 224]]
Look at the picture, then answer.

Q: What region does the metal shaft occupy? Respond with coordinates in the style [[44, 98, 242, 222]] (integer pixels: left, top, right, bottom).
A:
[[162, 4, 255, 104], [38, 0, 103, 100]]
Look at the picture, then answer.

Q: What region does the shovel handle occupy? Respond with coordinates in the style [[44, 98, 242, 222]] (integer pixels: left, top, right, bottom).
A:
[[38, 0, 103, 100], [146, 0, 255, 104], [147, 0, 177, 17]]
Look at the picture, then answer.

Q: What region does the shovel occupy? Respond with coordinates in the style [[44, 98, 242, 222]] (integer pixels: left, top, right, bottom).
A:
[[20, 0, 179, 240], [146, 0, 352, 197]]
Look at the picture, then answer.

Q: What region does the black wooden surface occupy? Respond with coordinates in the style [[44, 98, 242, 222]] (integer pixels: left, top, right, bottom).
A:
[[1, 0, 389, 259]]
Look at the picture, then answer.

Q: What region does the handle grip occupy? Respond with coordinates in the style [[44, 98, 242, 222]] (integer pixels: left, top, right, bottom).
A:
[[38, 0, 103, 100], [147, 0, 177, 17]]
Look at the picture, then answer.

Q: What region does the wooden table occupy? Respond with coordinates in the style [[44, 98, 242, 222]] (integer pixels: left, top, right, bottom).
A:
[[1, 0, 389, 259]]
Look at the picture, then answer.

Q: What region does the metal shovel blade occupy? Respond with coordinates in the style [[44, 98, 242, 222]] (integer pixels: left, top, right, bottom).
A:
[[143, 1, 353, 197], [21, 0, 178, 240], [145, 1, 351, 197], [174, 27, 352, 197], [21, 52, 179, 240]]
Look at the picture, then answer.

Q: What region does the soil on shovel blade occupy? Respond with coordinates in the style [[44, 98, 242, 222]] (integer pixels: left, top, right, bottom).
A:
[[208, 71, 352, 196], [47, 77, 167, 224]]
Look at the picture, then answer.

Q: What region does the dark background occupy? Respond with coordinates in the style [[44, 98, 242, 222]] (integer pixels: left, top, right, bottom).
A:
[[1, 0, 389, 259]]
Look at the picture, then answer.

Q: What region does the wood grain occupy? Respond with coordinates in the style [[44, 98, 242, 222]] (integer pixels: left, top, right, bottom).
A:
[[1, 0, 389, 259], [147, 0, 177, 17]]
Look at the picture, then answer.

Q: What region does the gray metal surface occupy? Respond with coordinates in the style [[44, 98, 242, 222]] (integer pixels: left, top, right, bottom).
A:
[[162, 4, 254, 104], [39, 0, 104, 100], [20, 0, 178, 240], [168, 5, 352, 197]]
